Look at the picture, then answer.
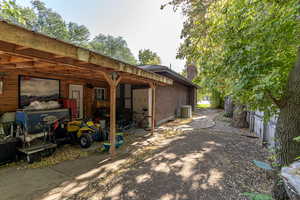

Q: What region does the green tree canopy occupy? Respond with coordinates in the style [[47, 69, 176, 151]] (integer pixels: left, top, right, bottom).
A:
[[67, 22, 90, 46], [0, 0, 90, 45], [138, 49, 161, 65], [0, 0, 36, 27], [89, 34, 137, 65], [31, 0, 69, 40], [167, 0, 299, 117]]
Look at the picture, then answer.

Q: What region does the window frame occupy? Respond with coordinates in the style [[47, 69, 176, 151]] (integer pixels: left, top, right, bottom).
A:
[[94, 87, 107, 101]]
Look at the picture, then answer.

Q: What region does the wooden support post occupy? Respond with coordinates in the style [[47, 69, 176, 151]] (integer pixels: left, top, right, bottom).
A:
[[150, 82, 156, 134], [109, 83, 117, 156], [102, 72, 121, 156]]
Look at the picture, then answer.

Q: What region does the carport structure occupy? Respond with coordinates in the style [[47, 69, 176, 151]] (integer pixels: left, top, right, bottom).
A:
[[0, 21, 172, 155]]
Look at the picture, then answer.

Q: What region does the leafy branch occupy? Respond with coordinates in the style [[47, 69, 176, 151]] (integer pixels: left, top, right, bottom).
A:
[[265, 90, 286, 108]]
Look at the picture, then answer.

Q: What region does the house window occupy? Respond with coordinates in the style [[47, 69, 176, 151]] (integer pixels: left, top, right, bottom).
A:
[[95, 88, 106, 101]]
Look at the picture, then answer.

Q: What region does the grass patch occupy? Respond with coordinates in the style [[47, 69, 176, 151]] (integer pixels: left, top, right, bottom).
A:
[[197, 103, 211, 108]]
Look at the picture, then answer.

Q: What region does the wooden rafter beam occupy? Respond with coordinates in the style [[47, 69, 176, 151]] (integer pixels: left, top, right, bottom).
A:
[[52, 55, 66, 59], [0, 57, 108, 79], [120, 73, 166, 86], [16, 46, 30, 51], [0, 57, 147, 86], [0, 47, 114, 74], [0, 46, 163, 86], [0, 65, 106, 82], [0, 56, 32, 65]]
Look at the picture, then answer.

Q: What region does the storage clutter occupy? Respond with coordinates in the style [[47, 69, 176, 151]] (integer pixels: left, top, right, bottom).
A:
[[0, 98, 125, 165], [0, 76, 138, 166], [0, 112, 21, 165], [61, 99, 78, 120]]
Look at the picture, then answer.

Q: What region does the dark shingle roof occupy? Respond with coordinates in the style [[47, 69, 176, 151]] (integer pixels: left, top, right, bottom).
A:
[[139, 65, 199, 89]]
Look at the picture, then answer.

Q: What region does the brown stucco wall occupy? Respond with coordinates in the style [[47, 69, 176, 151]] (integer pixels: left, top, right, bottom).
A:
[[155, 81, 191, 125]]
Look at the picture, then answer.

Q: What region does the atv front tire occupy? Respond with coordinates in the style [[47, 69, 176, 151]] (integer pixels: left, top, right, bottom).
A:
[[79, 132, 93, 148]]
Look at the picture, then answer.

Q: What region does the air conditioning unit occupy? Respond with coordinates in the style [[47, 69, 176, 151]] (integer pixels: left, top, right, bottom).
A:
[[181, 105, 192, 118]]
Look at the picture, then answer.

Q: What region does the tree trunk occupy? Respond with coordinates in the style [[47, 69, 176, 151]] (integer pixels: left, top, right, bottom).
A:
[[273, 48, 300, 200], [275, 48, 300, 167], [224, 96, 234, 118], [231, 105, 249, 128]]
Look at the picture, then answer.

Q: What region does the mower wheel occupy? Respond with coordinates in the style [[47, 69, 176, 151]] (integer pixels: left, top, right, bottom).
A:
[[26, 155, 33, 164], [26, 153, 41, 164], [79, 132, 93, 148]]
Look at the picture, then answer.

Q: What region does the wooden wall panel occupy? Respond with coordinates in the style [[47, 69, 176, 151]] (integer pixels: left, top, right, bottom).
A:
[[0, 68, 109, 115], [0, 70, 18, 112]]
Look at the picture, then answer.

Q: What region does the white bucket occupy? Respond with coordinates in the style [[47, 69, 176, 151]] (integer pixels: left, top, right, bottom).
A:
[[99, 120, 106, 129]]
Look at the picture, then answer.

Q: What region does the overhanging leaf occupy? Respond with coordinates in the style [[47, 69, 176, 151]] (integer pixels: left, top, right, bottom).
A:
[[293, 136, 300, 142]]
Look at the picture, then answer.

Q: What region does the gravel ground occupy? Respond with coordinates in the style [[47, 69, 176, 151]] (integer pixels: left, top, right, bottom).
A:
[[43, 109, 273, 200]]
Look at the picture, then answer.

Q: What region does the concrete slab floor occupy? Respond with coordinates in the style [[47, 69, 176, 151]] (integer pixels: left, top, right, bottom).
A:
[[0, 153, 110, 200]]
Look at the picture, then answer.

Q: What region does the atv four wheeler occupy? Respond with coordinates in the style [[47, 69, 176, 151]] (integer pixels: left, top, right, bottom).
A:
[[65, 120, 104, 148]]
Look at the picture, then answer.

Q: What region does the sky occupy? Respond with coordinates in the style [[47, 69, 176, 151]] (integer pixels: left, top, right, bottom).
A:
[[17, 0, 186, 73]]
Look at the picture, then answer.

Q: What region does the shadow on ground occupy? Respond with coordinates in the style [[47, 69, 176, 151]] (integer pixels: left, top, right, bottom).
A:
[[37, 109, 271, 200]]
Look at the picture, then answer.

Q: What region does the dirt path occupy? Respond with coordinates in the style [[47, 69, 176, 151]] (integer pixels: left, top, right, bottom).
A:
[[61, 109, 272, 200]]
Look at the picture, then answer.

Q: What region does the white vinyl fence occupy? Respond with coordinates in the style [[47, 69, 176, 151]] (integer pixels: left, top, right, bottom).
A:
[[249, 111, 277, 148]]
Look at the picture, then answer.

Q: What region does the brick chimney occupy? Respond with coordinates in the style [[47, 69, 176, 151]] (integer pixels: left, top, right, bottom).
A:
[[186, 64, 197, 81]]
